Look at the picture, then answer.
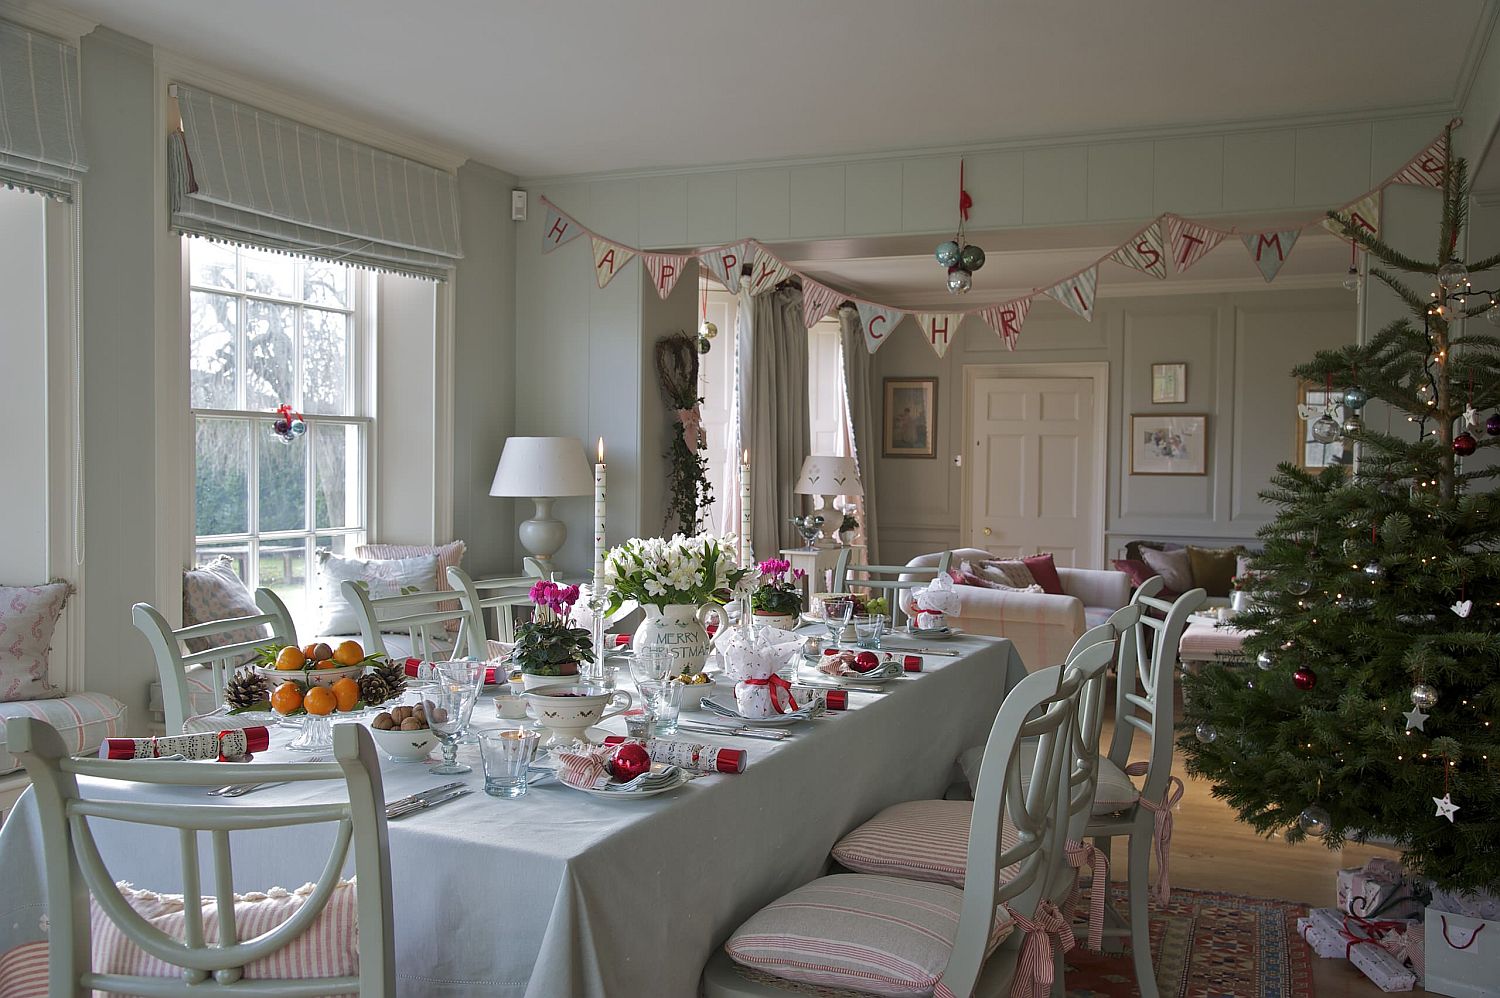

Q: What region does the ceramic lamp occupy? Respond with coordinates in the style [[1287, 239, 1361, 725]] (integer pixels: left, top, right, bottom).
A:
[[490, 436, 593, 573], [793, 455, 864, 547]]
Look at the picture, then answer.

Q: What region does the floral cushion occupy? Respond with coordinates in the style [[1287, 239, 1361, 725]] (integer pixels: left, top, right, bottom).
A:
[[316, 551, 439, 636], [0, 692, 127, 775], [832, 800, 1020, 888], [725, 874, 1012, 997], [356, 540, 465, 633], [181, 557, 270, 669], [0, 582, 71, 702]]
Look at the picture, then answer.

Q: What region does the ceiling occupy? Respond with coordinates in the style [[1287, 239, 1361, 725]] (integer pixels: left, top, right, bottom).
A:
[[47, 0, 1492, 179]]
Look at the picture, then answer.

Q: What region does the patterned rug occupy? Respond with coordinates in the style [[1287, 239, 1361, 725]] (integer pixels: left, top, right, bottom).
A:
[[1066, 888, 1315, 998]]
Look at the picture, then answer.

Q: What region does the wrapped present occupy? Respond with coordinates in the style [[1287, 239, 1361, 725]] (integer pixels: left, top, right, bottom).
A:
[[714, 626, 803, 718], [1350, 936, 1418, 992], [1298, 907, 1351, 959], [1339, 858, 1423, 920], [601, 736, 745, 774], [101, 727, 269, 761], [1429, 885, 1500, 922], [911, 575, 960, 631], [1376, 920, 1425, 982], [1424, 906, 1499, 998]]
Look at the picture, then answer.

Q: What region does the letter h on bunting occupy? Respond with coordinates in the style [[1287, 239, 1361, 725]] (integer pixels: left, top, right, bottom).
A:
[[915, 313, 963, 359]]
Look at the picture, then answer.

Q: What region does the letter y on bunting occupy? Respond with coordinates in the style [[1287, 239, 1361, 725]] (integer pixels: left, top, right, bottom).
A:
[[747, 248, 792, 295], [591, 236, 635, 289], [802, 280, 846, 328], [855, 302, 903, 355], [643, 253, 689, 300], [980, 297, 1032, 350]]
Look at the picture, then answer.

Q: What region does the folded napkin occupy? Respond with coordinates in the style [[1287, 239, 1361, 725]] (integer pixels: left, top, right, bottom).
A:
[[702, 695, 819, 722], [556, 744, 684, 792], [818, 650, 904, 680], [102, 727, 269, 761], [601, 735, 746, 774]]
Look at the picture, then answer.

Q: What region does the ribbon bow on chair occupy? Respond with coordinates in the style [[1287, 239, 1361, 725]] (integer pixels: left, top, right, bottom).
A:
[[741, 675, 799, 714], [1063, 839, 1109, 950], [1125, 762, 1184, 904], [1002, 899, 1076, 998]]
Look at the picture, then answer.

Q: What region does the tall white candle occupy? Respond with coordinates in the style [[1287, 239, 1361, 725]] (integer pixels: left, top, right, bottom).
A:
[[593, 437, 607, 590], [739, 449, 752, 569]]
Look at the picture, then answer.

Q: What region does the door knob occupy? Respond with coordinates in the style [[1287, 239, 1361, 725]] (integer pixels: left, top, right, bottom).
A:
[[982, 527, 993, 536]]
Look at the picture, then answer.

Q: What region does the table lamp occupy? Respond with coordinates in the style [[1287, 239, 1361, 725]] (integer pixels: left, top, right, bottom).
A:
[[793, 454, 864, 547], [490, 436, 593, 573]]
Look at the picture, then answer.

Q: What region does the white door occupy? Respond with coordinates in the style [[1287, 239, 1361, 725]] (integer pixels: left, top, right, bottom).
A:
[[968, 377, 1098, 566]]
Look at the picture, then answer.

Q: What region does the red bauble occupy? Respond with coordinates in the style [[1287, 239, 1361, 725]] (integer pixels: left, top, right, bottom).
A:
[[852, 651, 881, 673], [609, 742, 651, 781], [1292, 666, 1317, 691], [1455, 432, 1478, 456]]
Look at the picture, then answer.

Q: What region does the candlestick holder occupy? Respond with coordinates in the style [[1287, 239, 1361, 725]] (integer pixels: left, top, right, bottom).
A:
[[584, 583, 612, 684]]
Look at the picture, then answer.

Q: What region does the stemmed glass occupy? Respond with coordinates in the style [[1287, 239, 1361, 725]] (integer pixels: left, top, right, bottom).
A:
[[423, 662, 484, 775], [821, 597, 854, 649], [630, 647, 674, 727]]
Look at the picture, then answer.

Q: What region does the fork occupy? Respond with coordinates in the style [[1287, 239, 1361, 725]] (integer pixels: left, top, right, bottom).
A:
[[208, 756, 329, 796]]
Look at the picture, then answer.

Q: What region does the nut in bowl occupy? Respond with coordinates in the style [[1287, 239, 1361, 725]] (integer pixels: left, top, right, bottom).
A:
[[670, 669, 716, 710], [369, 705, 436, 762]]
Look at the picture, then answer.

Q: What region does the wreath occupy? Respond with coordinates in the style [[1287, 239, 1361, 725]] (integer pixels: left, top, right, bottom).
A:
[[655, 332, 714, 534]]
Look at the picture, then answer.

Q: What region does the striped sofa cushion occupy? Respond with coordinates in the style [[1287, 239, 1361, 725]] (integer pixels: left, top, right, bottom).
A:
[[0, 692, 127, 775], [831, 800, 1019, 888], [0, 941, 46, 998], [357, 540, 466, 632]]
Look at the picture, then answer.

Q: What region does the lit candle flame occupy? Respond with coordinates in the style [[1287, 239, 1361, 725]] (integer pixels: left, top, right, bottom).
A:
[[597, 437, 604, 463], [742, 449, 749, 465]]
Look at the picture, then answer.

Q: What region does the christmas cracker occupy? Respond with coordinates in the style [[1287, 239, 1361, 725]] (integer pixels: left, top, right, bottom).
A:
[[101, 727, 269, 761], [601, 736, 745, 774]]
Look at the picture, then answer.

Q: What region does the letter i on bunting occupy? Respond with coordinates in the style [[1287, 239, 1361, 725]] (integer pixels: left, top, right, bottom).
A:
[[915, 313, 962, 359], [980, 297, 1032, 351], [748, 247, 793, 296], [1108, 220, 1167, 279], [699, 241, 753, 290], [1167, 215, 1226, 273], [591, 237, 635, 289], [1241, 229, 1299, 283], [1045, 266, 1098, 322], [802, 280, 845, 328], [643, 253, 690, 300], [855, 302, 904, 355], [541, 201, 583, 252]]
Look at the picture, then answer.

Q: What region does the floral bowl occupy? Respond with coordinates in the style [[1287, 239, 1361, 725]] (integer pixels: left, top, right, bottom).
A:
[[256, 664, 364, 688]]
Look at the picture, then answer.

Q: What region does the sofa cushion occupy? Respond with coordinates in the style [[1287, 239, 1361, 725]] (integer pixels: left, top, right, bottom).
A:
[[1123, 540, 1182, 562], [356, 540, 466, 633], [1140, 547, 1193, 593], [957, 563, 1041, 593], [1187, 545, 1243, 598], [1022, 554, 1065, 596], [0, 692, 127, 775], [971, 559, 1036, 589], [0, 582, 70, 702], [316, 551, 439, 636], [182, 557, 272, 670]]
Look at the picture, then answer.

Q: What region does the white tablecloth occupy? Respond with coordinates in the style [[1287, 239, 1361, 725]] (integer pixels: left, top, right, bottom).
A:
[[0, 633, 1025, 997]]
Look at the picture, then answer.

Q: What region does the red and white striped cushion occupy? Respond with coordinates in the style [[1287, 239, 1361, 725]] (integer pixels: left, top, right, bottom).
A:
[[726, 874, 1012, 997], [357, 540, 466, 632], [831, 800, 1020, 888], [0, 940, 47, 998]]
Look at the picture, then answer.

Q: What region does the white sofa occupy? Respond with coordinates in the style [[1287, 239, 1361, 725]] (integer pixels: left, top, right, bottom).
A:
[[903, 548, 1131, 672]]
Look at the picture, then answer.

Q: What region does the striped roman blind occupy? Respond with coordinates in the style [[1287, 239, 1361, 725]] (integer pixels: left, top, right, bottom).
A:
[[168, 84, 462, 281], [0, 18, 87, 201]]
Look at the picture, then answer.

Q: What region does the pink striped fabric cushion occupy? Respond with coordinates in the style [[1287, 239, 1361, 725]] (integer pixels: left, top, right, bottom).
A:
[[831, 800, 1021, 888], [357, 540, 466, 632], [0, 940, 47, 998]]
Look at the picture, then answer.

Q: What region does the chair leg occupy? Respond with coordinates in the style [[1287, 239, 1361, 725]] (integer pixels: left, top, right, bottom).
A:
[[1126, 826, 1158, 998]]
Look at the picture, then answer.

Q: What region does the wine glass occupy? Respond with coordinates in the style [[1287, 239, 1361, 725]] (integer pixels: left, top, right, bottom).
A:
[[437, 659, 487, 744], [423, 665, 484, 775], [821, 597, 854, 648], [630, 647, 674, 725]]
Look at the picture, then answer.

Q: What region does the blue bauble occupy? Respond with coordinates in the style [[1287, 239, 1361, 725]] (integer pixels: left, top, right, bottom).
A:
[[935, 240, 961, 267], [272, 419, 291, 437], [1342, 386, 1369, 411], [960, 244, 986, 271], [289, 418, 307, 437]]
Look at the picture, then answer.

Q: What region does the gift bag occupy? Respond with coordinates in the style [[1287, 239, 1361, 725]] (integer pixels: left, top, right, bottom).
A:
[[1424, 908, 1500, 998]]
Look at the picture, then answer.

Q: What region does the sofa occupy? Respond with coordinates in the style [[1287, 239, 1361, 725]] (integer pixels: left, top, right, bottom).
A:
[[902, 548, 1131, 671]]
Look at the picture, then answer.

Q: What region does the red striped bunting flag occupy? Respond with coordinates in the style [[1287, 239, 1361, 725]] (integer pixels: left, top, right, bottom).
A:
[[1167, 216, 1226, 273], [591, 236, 635, 289], [1108, 220, 1167, 279], [1389, 132, 1447, 188], [643, 252, 690, 300], [1321, 191, 1380, 242], [699, 241, 753, 289], [1045, 267, 1098, 322], [747, 248, 792, 295], [801, 280, 845, 328], [980, 297, 1032, 350]]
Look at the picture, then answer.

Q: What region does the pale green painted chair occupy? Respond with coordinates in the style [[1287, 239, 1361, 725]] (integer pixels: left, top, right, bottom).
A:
[[446, 567, 542, 649], [340, 579, 478, 663], [830, 548, 953, 628], [10, 718, 394, 996], [133, 590, 297, 735]]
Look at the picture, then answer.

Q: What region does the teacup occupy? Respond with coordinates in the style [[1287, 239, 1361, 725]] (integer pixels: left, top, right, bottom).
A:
[[494, 693, 528, 720], [523, 684, 633, 747]]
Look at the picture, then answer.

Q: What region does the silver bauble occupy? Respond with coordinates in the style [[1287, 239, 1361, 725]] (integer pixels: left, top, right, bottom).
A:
[[1363, 560, 1385, 580], [1488, 300, 1500, 327], [934, 240, 961, 267], [1256, 650, 1275, 671], [1311, 414, 1341, 444], [1343, 414, 1363, 436], [1286, 578, 1313, 596], [1411, 683, 1439, 709], [1194, 722, 1219, 744], [946, 266, 972, 295], [1342, 386, 1369, 410], [1438, 259, 1469, 290], [696, 333, 712, 354], [1298, 805, 1332, 837], [1342, 267, 1360, 292]]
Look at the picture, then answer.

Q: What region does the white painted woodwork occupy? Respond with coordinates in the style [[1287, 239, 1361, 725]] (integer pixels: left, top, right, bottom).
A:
[[807, 319, 844, 458]]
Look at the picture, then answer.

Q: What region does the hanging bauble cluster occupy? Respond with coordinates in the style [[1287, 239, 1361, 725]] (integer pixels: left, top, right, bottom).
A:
[[935, 160, 984, 296], [271, 403, 306, 444]]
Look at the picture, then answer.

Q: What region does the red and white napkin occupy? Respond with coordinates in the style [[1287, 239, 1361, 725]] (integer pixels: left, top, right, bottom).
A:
[[601, 736, 746, 774], [101, 727, 269, 761]]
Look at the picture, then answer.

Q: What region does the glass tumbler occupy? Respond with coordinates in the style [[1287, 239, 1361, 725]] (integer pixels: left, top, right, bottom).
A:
[[479, 729, 540, 798], [853, 614, 887, 649]]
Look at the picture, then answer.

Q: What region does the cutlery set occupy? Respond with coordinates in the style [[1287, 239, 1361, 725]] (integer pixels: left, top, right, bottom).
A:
[[386, 782, 471, 819]]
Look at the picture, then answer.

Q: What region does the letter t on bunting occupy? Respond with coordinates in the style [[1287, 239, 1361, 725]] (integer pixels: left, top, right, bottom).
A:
[[856, 302, 904, 355], [1167, 215, 1226, 273], [541, 201, 583, 252], [1045, 267, 1098, 322], [1241, 229, 1299, 283], [643, 253, 690, 300], [980, 297, 1032, 351], [915, 313, 963, 359], [699, 241, 753, 289], [1322, 191, 1381, 242], [592, 237, 636, 289]]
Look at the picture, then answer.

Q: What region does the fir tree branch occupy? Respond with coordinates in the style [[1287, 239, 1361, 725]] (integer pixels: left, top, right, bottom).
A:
[[1371, 267, 1429, 313], [1329, 211, 1438, 275]]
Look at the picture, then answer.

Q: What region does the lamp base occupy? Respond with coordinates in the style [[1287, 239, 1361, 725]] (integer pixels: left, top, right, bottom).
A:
[[518, 497, 567, 572]]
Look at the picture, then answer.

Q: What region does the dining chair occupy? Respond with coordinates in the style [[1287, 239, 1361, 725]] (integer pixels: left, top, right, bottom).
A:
[[10, 718, 394, 996], [133, 590, 297, 735], [703, 654, 1082, 998], [831, 548, 953, 628], [341, 577, 481, 663], [445, 567, 540, 649]]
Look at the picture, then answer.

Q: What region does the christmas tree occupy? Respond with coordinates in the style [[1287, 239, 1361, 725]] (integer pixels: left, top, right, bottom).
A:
[[1180, 127, 1500, 890]]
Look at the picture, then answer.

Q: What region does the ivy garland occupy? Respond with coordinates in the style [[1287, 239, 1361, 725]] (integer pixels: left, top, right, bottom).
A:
[[655, 332, 714, 534]]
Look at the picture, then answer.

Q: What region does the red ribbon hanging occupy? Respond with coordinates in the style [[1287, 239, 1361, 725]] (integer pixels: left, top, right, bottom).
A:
[[741, 674, 799, 714], [957, 159, 973, 222]]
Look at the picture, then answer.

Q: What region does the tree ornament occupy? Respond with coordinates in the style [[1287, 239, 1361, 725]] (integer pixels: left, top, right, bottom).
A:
[[1403, 706, 1429, 731], [1454, 431, 1477, 456], [1298, 804, 1332, 836], [959, 244, 986, 272], [1487, 413, 1500, 436], [1311, 414, 1341, 444], [270, 403, 305, 444], [1411, 683, 1439, 709], [1433, 792, 1460, 823], [1363, 560, 1385, 580], [1256, 649, 1275, 671], [1285, 578, 1313, 596], [699, 319, 718, 341], [1487, 298, 1500, 327], [1194, 721, 1218, 744], [609, 741, 652, 781], [1343, 386, 1370, 410], [946, 266, 972, 295], [934, 240, 961, 267], [1343, 413, 1363, 436], [1437, 259, 1469, 290], [696, 332, 712, 354], [1292, 666, 1317, 691], [1342, 267, 1360, 292]]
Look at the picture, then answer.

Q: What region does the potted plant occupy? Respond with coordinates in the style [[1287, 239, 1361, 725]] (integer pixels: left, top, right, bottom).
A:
[[605, 534, 747, 674], [837, 512, 859, 546], [513, 580, 595, 690], [750, 558, 804, 629]]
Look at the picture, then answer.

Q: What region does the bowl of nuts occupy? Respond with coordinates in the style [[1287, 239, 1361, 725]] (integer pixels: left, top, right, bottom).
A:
[[368, 705, 437, 762], [671, 669, 717, 710]]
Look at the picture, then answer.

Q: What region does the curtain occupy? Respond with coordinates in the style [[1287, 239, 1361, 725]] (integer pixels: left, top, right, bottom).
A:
[[0, 19, 87, 201], [168, 85, 462, 281], [839, 306, 879, 565], [747, 284, 810, 559], [718, 276, 753, 545]]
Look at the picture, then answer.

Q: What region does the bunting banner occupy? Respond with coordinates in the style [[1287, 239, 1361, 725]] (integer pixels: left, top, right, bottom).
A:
[[542, 202, 584, 252], [915, 313, 964, 359], [1322, 191, 1380, 242], [700, 240, 753, 289], [856, 302, 904, 355], [980, 297, 1032, 351], [591, 236, 635, 289], [801, 279, 846, 328], [1167, 215, 1226, 273], [1109, 220, 1167, 279], [643, 252, 689, 299], [747, 247, 793, 295], [1388, 132, 1447, 189], [1241, 229, 1300, 283], [1046, 267, 1097, 322]]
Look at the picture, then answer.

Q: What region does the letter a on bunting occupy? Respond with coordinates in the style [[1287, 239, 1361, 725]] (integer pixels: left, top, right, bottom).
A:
[[1108, 220, 1167, 279], [915, 313, 963, 359], [1322, 192, 1380, 242], [699, 241, 753, 289], [856, 302, 903, 355], [1167, 215, 1226, 273], [1241, 229, 1300, 283], [591, 237, 635, 289], [802, 280, 845, 328], [747, 248, 792, 296], [1045, 267, 1098, 322], [541, 202, 583, 252], [980, 297, 1032, 351], [643, 253, 689, 300]]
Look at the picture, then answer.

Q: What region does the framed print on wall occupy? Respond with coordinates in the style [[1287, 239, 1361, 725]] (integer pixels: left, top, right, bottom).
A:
[[883, 377, 937, 458], [1130, 414, 1208, 475], [1151, 363, 1187, 403]]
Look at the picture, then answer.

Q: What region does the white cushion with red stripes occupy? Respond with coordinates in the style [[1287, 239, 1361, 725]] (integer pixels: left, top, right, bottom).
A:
[[0, 940, 47, 998], [957, 743, 1139, 815], [831, 800, 1020, 888], [724, 874, 1012, 997]]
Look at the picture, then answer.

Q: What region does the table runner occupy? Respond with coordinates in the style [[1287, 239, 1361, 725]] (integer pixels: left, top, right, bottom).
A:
[[0, 633, 1025, 997]]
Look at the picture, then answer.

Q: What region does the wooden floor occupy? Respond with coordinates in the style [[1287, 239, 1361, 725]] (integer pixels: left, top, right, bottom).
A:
[[1106, 708, 1408, 997]]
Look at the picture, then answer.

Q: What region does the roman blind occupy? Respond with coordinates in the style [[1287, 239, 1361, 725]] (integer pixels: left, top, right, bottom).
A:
[[0, 18, 87, 201], [168, 84, 462, 281]]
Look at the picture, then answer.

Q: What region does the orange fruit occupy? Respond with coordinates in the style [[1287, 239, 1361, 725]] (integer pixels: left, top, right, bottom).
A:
[[303, 687, 336, 716], [332, 640, 365, 666], [270, 681, 304, 714], [275, 645, 307, 671], [331, 677, 361, 712]]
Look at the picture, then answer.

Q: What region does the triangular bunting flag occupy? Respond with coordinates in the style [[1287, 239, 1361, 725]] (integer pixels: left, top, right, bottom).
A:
[[643, 253, 690, 300], [980, 297, 1033, 351], [801, 280, 845, 328], [855, 302, 903, 355], [1389, 131, 1447, 189], [1045, 267, 1098, 322], [541, 202, 583, 252], [747, 248, 792, 295], [1322, 191, 1380, 242], [591, 236, 635, 289], [1167, 215, 1227, 273], [915, 313, 963, 359], [1241, 229, 1300, 283], [699, 241, 754, 289], [1108, 220, 1167, 279]]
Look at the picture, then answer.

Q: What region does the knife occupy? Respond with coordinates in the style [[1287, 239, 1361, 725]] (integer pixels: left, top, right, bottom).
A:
[[676, 721, 790, 741], [385, 781, 463, 813], [387, 786, 472, 819]]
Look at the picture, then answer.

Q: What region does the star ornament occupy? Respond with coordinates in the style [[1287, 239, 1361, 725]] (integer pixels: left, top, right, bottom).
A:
[[1466, 404, 1482, 430], [1434, 793, 1460, 823], [1403, 706, 1429, 731]]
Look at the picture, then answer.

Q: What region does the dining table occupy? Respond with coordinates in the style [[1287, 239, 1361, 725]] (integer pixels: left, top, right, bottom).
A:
[[0, 629, 1026, 997]]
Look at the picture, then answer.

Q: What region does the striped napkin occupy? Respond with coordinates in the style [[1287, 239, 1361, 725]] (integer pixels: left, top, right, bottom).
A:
[[818, 651, 904, 681], [556, 744, 684, 793], [702, 695, 820, 722]]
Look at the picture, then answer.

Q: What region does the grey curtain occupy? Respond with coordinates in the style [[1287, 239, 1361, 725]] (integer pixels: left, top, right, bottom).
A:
[[746, 284, 810, 559], [839, 306, 879, 565]]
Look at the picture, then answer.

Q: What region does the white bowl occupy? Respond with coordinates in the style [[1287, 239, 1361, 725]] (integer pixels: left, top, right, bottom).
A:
[[257, 663, 364, 688], [672, 677, 717, 710], [369, 724, 436, 762]]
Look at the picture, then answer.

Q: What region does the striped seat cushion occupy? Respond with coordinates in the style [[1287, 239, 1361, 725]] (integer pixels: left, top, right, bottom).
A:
[[831, 800, 1020, 888], [0, 692, 126, 775], [958, 744, 1138, 815], [725, 874, 1012, 997]]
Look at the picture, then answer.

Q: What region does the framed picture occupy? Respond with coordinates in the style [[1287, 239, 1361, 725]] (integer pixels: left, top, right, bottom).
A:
[[1151, 363, 1187, 403], [883, 377, 938, 458], [1130, 414, 1208, 475], [1296, 382, 1351, 470]]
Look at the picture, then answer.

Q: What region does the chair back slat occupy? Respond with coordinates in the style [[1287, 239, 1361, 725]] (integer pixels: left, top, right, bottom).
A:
[[832, 550, 953, 627], [448, 567, 537, 648], [341, 579, 471, 664]]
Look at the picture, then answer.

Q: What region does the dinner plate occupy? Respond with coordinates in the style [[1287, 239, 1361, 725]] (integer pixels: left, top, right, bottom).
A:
[[567, 763, 692, 799], [900, 626, 962, 640], [805, 665, 901, 686], [701, 696, 825, 726]]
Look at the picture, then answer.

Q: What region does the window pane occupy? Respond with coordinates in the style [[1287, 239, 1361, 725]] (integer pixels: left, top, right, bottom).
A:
[[303, 261, 348, 307], [302, 309, 349, 415], [194, 543, 251, 583], [194, 418, 250, 536], [315, 533, 360, 558], [189, 291, 239, 408], [189, 240, 237, 290], [258, 539, 307, 615], [314, 422, 361, 529], [258, 424, 307, 533], [244, 300, 296, 410], [241, 247, 296, 299]]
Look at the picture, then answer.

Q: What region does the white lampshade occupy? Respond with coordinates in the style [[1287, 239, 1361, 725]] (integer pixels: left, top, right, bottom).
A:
[[794, 454, 864, 497], [489, 436, 593, 498]]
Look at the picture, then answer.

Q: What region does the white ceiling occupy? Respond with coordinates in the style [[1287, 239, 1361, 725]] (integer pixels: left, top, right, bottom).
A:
[[48, 0, 1492, 179]]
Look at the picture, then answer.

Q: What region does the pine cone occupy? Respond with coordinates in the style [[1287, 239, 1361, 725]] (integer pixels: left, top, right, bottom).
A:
[[357, 672, 392, 707], [372, 660, 408, 699], [224, 668, 269, 710]]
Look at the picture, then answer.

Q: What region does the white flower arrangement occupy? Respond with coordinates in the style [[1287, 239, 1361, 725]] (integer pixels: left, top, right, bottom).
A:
[[604, 534, 747, 611]]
